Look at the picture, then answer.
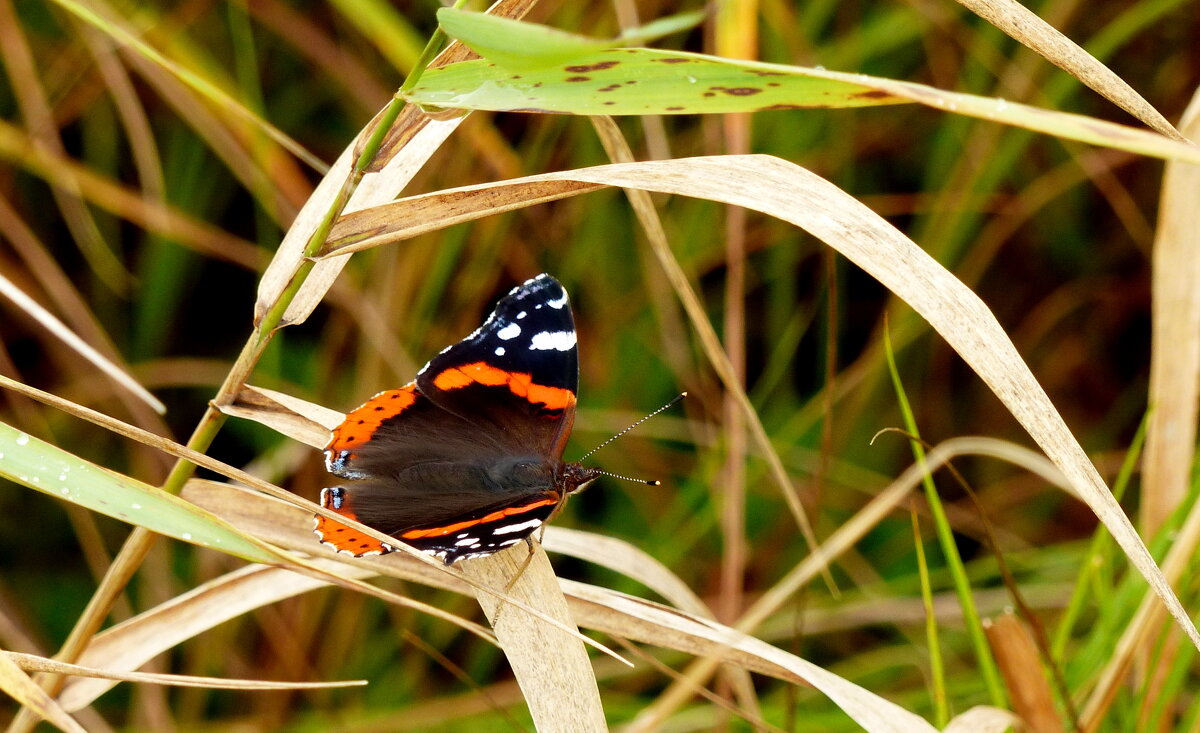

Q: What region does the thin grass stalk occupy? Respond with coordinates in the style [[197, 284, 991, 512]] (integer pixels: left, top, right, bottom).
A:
[[8, 22, 458, 731], [588, 118, 830, 586], [911, 508, 948, 727], [1136, 85, 1200, 724], [883, 322, 1006, 707]]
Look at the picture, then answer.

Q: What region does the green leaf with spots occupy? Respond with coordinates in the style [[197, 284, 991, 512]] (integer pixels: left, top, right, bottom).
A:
[[406, 48, 904, 116], [436, 7, 705, 71], [0, 421, 277, 563]]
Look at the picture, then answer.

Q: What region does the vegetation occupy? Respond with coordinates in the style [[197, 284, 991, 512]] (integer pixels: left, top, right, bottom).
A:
[[1, 0, 1198, 730]]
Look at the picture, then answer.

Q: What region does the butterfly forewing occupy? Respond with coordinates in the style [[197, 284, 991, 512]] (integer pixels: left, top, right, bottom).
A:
[[417, 273, 579, 460]]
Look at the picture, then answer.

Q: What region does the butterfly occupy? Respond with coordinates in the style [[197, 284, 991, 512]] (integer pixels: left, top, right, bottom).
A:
[[315, 274, 601, 564]]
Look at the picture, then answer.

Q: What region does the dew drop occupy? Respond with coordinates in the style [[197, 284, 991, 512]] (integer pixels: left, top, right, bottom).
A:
[[15, 433, 28, 446], [182, 532, 193, 541], [131, 503, 142, 510], [60, 487, 70, 495], [686, 75, 697, 83]]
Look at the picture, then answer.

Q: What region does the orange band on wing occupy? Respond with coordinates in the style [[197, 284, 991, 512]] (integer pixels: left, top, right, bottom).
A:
[[325, 384, 418, 454], [401, 498, 557, 539], [315, 489, 392, 556], [432, 362, 574, 411]]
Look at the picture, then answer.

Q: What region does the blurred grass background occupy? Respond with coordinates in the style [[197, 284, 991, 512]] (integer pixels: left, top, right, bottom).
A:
[[1, 0, 1198, 730]]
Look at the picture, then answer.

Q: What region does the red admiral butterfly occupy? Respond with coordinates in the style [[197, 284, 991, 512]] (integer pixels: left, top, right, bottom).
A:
[[316, 274, 601, 564]]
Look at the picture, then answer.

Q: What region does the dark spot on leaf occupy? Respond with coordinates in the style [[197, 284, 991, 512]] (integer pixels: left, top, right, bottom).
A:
[[603, 101, 615, 105], [564, 61, 620, 72], [565, 76, 590, 82], [748, 70, 786, 77], [768, 82, 781, 87], [598, 84, 621, 92], [665, 106, 685, 111], [625, 80, 636, 84], [759, 104, 805, 110], [656, 57, 692, 64], [852, 90, 892, 99], [703, 92, 715, 97], [722, 87, 762, 96]]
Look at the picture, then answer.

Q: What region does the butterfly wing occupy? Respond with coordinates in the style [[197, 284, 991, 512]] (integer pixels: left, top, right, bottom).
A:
[[416, 273, 579, 462], [316, 274, 582, 560]]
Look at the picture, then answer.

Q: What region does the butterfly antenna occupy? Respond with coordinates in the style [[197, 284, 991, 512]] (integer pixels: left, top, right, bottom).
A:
[[597, 469, 660, 486], [580, 392, 686, 461]]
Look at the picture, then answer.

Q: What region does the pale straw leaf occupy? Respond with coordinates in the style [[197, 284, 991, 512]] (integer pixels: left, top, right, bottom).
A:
[[58, 562, 376, 711], [130, 480, 944, 730], [255, 0, 540, 327], [941, 706, 1021, 732], [0, 272, 164, 413], [462, 548, 606, 731], [955, 0, 1180, 139], [315, 154, 1200, 652], [0, 649, 86, 733], [1142, 90, 1200, 536], [565, 583, 937, 733], [1081, 88, 1200, 726], [6, 651, 363, 691]]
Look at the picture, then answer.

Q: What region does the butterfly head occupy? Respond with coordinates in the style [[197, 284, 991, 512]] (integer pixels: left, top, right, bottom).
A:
[[560, 462, 603, 495]]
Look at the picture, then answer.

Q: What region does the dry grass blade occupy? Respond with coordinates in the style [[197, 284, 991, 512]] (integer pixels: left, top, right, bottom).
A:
[[565, 583, 937, 733], [154, 480, 946, 731], [0, 120, 264, 270], [541, 527, 708, 617], [941, 706, 1022, 733], [462, 548, 606, 732], [255, 0, 539, 327], [49, 0, 325, 172], [1141, 89, 1200, 537], [316, 153, 1200, 651], [0, 272, 164, 413], [954, 0, 1181, 140], [58, 562, 376, 711], [0, 647, 87, 733], [983, 612, 1063, 733], [631, 435, 1068, 729], [220, 385, 341, 448], [6, 651, 364, 691]]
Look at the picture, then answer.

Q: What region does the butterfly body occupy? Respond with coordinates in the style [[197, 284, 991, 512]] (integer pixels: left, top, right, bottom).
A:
[[316, 274, 599, 564]]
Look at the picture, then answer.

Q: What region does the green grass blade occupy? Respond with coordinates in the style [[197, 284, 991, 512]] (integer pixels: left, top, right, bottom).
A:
[[911, 509, 948, 727], [883, 323, 1006, 708], [436, 7, 705, 71], [0, 421, 275, 563], [407, 48, 902, 115]]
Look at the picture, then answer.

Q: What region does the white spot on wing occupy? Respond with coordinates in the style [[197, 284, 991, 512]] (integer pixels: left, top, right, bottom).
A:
[[497, 323, 521, 340], [493, 518, 543, 535], [529, 331, 576, 351], [495, 347, 506, 356], [546, 291, 569, 309], [516, 311, 527, 319], [455, 537, 479, 547], [498, 538, 522, 547]]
